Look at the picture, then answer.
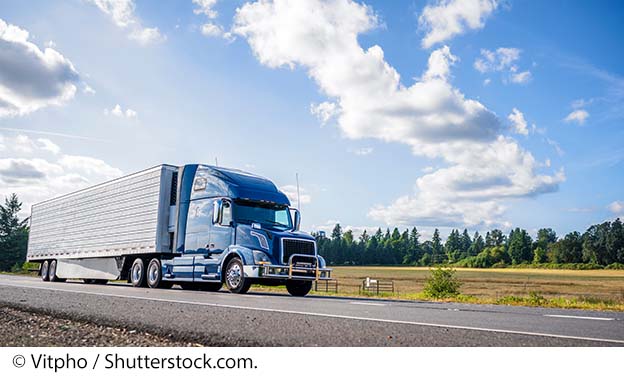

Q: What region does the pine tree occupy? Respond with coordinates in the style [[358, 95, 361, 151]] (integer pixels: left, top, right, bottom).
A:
[[431, 228, 443, 264], [0, 194, 30, 271]]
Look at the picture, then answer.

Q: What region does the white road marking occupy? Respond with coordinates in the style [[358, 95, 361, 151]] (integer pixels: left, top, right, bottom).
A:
[[1, 280, 623, 345], [544, 314, 615, 321], [349, 301, 387, 306]]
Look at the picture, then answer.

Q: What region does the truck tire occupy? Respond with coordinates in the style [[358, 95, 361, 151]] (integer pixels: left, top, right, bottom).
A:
[[147, 258, 172, 289], [130, 258, 147, 287], [48, 260, 66, 282], [286, 280, 312, 297], [41, 260, 50, 282], [224, 258, 251, 294]]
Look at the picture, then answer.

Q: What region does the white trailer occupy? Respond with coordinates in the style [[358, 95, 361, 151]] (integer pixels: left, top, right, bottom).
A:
[[27, 164, 177, 282]]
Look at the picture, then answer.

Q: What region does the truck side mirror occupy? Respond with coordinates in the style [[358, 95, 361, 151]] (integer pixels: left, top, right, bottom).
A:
[[212, 199, 222, 224], [290, 208, 301, 231]]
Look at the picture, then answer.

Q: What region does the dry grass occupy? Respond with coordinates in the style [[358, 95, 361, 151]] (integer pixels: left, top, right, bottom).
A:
[[251, 266, 624, 311]]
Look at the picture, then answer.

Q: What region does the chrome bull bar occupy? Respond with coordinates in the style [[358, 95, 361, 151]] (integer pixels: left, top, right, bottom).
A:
[[259, 254, 332, 281]]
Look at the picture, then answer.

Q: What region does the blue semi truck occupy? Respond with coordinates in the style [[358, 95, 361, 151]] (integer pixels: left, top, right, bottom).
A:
[[26, 164, 331, 296]]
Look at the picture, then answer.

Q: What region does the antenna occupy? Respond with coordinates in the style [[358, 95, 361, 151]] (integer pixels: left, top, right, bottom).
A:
[[296, 172, 301, 210]]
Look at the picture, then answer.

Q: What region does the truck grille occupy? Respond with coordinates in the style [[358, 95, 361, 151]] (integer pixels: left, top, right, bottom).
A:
[[282, 239, 316, 264]]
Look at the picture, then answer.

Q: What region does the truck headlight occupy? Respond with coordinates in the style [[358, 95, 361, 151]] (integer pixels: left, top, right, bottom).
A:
[[253, 250, 270, 264]]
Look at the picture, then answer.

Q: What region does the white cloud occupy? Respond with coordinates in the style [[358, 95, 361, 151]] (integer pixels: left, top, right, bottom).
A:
[[474, 47, 531, 84], [83, 84, 96, 95], [609, 201, 624, 214], [546, 137, 564, 157], [193, 0, 234, 41], [129, 27, 165, 44], [193, 0, 219, 18], [483, 78, 491, 86], [88, 0, 165, 45], [564, 109, 589, 125], [507, 108, 529, 135], [474, 47, 520, 72], [351, 147, 373, 156], [510, 70, 531, 84], [310, 101, 338, 125], [0, 133, 122, 212], [419, 0, 499, 48], [280, 184, 311, 206], [0, 18, 80, 118], [105, 104, 138, 118], [234, 0, 563, 228], [36, 138, 61, 154]]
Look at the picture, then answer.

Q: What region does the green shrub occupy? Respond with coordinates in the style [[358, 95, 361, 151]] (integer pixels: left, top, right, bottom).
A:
[[422, 266, 462, 298], [605, 263, 624, 270]]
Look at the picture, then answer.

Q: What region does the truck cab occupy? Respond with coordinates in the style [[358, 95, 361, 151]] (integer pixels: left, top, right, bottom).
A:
[[161, 164, 331, 296]]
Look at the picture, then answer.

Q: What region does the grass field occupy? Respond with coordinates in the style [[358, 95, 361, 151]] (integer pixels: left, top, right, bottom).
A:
[[253, 266, 624, 311]]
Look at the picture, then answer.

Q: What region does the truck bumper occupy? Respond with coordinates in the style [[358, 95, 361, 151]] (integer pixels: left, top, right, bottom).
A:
[[254, 254, 332, 281]]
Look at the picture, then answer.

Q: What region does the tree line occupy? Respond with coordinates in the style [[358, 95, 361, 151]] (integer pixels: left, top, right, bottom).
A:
[[314, 220, 624, 269], [1, 192, 623, 271]]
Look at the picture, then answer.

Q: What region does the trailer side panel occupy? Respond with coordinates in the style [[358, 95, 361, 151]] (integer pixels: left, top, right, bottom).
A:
[[27, 165, 177, 261]]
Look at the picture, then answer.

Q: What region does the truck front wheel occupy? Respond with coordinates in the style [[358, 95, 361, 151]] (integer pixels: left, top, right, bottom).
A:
[[286, 280, 312, 297], [130, 258, 147, 287], [224, 258, 251, 294]]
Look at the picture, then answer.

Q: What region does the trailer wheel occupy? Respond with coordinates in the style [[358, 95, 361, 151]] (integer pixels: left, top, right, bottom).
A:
[[224, 258, 251, 294], [130, 258, 147, 287], [286, 280, 312, 297], [48, 260, 66, 282], [146, 258, 172, 289], [41, 260, 50, 282]]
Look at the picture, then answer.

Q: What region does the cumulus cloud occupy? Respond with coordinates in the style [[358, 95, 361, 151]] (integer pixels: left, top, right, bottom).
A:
[[419, 0, 499, 48], [474, 47, 531, 84], [0, 133, 122, 212], [234, 0, 564, 228], [88, 0, 165, 44], [0, 18, 80, 118], [564, 109, 589, 125], [280, 184, 311, 206], [104, 104, 137, 118], [193, 0, 234, 41], [507, 108, 529, 135]]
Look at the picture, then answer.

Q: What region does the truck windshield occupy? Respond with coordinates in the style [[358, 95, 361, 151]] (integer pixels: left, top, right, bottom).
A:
[[233, 200, 292, 230]]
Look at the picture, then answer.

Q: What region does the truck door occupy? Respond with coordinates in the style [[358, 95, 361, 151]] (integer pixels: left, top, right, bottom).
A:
[[177, 199, 212, 280], [191, 199, 229, 281]]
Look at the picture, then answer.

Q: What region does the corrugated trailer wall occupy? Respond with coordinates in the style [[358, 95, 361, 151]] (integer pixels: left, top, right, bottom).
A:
[[27, 165, 178, 261]]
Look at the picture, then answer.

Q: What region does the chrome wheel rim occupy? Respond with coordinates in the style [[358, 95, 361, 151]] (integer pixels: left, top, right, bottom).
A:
[[226, 263, 242, 288], [148, 264, 158, 284], [49, 262, 56, 279], [41, 261, 49, 279], [132, 264, 142, 283]]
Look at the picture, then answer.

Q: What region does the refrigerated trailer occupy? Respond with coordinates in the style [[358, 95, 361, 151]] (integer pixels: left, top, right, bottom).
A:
[[27, 164, 331, 296]]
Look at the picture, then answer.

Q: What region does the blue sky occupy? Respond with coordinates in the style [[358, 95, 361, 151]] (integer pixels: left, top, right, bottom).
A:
[[0, 0, 622, 239]]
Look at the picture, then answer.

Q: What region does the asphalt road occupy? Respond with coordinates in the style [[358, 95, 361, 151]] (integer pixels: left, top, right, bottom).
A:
[[1, 274, 623, 346]]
